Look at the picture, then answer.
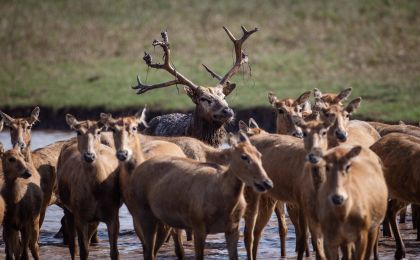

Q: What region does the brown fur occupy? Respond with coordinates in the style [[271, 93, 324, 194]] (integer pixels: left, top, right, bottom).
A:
[[370, 133, 420, 259], [129, 133, 272, 260], [316, 145, 387, 260], [1, 147, 43, 259], [57, 115, 120, 260]]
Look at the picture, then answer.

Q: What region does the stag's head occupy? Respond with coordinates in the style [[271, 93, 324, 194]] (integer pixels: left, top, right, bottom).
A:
[[1, 146, 33, 181], [0, 107, 40, 151], [268, 91, 312, 138], [132, 26, 258, 125], [66, 114, 105, 164], [100, 108, 147, 163], [227, 132, 273, 193]]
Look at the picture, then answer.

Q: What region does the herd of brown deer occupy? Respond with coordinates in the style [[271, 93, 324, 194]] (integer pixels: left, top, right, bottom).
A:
[[0, 26, 419, 260]]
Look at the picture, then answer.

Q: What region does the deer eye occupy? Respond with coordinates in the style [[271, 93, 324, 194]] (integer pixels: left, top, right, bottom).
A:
[[132, 127, 137, 132], [96, 130, 101, 135], [240, 154, 250, 162], [278, 109, 284, 114], [200, 97, 211, 104], [27, 125, 32, 130], [326, 165, 330, 171], [345, 164, 351, 172], [8, 157, 16, 163], [321, 130, 327, 136], [303, 131, 308, 138], [76, 131, 81, 136]]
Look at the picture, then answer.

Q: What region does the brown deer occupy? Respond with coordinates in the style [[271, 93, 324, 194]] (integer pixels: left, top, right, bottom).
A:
[[0, 107, 56, 228], [312, 87, 353, 111], [316, 145, 388, 260], [127, 132, 272, 260], [1, 146, 43, 259], [133, 26, 257, 147], [100, 110, 187, 258], [370, 133, 420, 259], [57, 115, 121, 260]]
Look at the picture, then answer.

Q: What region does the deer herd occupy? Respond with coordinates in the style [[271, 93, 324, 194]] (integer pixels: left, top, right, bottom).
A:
[[0, 26, 419, 260]]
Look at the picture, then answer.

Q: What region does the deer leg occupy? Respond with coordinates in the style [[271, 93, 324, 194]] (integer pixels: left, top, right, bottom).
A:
[[76, 222, 90, 260], [28, 217, 41, 260], [20, 225, 30, 260], [186, 229, 193, 241], [106, 216, 120, 260], [388, 199, 406, 259], [399, 205, 407, 223], [3, 225, 19, 260], [64, 209, 77, 259], [364, 226, 379, 260], [138, 209, 159, 260], [307, 219, 326, 260], [171, 229, 185, 260], [252, 195, 277, 260], [412, 204, 420, 240], [354, 230, 368, 260], [382, 211, 392, 237], [296, 207, 309, 260], [225, 228, 240, 260], [193, 228, 207, 260], [274, 201, 287, 257], [323, 240, 339, 260], [287, 203, 309, 256], [154, 223, 171, 255], [243, 190, 260, 260], [88, 222, 100, 245]]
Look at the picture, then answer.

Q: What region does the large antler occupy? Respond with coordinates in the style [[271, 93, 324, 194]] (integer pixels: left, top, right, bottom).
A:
[[132, 31, 199, 94], [203, 26, 258, 96]]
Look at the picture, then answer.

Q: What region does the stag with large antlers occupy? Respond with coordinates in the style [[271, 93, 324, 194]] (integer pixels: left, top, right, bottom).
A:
[[133, 26, 258, 146]]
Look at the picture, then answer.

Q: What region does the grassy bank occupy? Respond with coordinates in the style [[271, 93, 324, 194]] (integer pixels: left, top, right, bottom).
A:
[[1, 0, 420, 121]]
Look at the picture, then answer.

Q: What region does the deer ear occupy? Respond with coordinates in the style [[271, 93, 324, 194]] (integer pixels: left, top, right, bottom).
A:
[[296, 91, 311, 105], [292, 115, 306, 128], [238, 131, 250, 143], [335, 87, 352, 103], [249, 118, 259, 129], [268, 92, 278, 107], [345, 97, 362, 114], [184, 86, 200, 104], [0, 142, 4, 156], [100, 113, 114, 127], [227, 133, 238, 146], [135, 106, 149, 128], [0, 117, 3, 132], [65, 114, 79, 129], [398, 120, 406, 126], [0, 110, 14, 127], [345, 146, 362, 161], [313, 88, 322, 99], [28, 106, 40, 125], [238, 120, 249, 133], [222, 83, 236, 96]]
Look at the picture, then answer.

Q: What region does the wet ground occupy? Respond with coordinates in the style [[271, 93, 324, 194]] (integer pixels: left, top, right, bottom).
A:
[[0, 131, 419, 259]]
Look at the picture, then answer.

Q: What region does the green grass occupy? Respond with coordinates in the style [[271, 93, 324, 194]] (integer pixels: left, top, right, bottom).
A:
[[0, 0, 420, 121]]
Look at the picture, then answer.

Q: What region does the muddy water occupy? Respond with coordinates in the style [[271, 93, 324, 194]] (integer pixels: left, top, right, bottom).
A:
[[0, 131, 419, 259]]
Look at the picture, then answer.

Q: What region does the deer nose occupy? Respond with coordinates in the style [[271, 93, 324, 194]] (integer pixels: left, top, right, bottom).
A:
[[262, 179, 274, 190], [222, 107, 234, 118], [331, 194, 345, 206], [292, 131, 303, 139], [116, 150, 129, 161], [21, 170, 32, 179], [335, 129, 347, 141], [18, 142, 25, 150], [308, 153, 319, 164], [83, 152, 96, 163]]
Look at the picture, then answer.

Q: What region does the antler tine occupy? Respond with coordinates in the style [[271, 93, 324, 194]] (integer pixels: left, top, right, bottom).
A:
[[133, 30, 199, 95], [219, 26, 258, 93], [132, 75, 179, 95], [202, 64, 222, 81]]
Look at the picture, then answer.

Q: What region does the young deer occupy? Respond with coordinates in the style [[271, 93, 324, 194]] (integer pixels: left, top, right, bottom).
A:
[[1, 146, 43, 259], [128, 132, 272, 260], [100, 110, 187, 258], [370, 133, 420, 259], [57, 115, 121, 260], [316, 145, 387, 260], [133, 26, 257, 147]]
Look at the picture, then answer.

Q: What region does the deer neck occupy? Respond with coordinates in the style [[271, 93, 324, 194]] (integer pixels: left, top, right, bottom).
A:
[[221, 151, 245, 205], [187, 108, 227, 147], [204, 146, 230, 165]]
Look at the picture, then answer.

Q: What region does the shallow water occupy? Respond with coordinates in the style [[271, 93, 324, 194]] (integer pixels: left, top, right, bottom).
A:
[[0, 131, 419, 259]]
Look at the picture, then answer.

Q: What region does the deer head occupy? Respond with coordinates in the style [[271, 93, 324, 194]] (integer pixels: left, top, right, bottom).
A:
[[132, 26, 258, 125], [268, 90, 312, 138], [1, 146, 33, 182], [0, 107, 40, 150], [65, 114, 105, 164], [321, 146, 362, 207], [238, 118, 268, 136], [100, 108, 147, 163], [227, 132, 273, 193], [313, 87, 352, 111]]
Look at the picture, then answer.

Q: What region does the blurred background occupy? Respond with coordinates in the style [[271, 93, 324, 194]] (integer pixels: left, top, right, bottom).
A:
[[1, 0, 419, 126]]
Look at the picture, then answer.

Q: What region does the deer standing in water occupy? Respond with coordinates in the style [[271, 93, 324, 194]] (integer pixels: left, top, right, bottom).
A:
[[57, 115, 121, 260], [133, 26, 257, 147], [1, 146, 43, 259], [127, 132, 272, 260]]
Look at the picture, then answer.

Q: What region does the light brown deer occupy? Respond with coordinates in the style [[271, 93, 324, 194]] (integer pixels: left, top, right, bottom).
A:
[[100, 110, 188, 258], [1, 146, 43, 259], [133, 26, 257, 147], [370, 133, 420, 259], [57, 115, 121, 260], [128, 132, 272, 260], [316, 145, 387, 260]]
